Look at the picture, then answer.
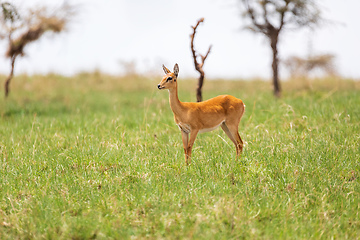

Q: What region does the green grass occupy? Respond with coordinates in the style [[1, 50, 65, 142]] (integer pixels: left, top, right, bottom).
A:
[[0, 73, 359, 239]]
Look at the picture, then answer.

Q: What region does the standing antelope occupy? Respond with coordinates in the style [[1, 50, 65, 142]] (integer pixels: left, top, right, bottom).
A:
[[158, 63, 245, 164]]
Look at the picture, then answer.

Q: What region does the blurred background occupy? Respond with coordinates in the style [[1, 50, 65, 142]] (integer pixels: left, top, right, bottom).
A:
[[0, 0, 359, 80]]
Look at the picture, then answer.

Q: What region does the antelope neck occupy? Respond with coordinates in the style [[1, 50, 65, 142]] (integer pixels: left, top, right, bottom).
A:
[[168, 86, 185, 116]]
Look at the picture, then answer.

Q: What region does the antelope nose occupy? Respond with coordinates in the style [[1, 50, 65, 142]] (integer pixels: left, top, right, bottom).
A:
[[157, 84, 161, 89]]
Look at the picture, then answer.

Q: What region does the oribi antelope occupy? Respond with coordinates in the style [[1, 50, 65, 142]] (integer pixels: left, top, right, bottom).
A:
[[158, 63, 245, 164]]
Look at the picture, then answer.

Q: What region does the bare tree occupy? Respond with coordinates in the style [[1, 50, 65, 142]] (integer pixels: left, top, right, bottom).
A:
[[190, 18, 212, 102], [239, 0, 322, 97], [1, 2, 20, 97], [0, 2, 73, 98]]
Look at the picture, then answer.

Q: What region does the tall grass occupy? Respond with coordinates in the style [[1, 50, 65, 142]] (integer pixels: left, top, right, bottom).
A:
[[0, 73, 359, 239]]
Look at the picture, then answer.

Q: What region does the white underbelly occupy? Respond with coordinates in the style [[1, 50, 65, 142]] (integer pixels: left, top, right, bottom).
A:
[[199, 121, 224, 133]]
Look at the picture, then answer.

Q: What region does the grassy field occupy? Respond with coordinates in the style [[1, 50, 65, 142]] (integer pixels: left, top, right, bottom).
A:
[[0, 73, 359, 239]]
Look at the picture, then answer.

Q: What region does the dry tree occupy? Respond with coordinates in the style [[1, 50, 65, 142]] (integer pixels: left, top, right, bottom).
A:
[[0, 2, 73, 98], [1, 2, 20, 97], [239, 0, 323, 97], [190, 18, 212, 102]]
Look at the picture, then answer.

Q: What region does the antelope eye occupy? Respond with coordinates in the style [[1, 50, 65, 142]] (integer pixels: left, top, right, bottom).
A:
[[166, 77, 173, 82]]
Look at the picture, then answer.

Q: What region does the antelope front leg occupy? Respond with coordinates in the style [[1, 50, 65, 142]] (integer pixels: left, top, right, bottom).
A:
[[181, 130, 190, 164], [185, 130, 199, 164]]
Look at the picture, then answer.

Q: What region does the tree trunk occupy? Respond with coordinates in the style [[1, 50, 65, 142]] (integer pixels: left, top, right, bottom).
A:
[[196, 72, 204, 102], [5, 55, 16, 98], [270, 35, 281, 97]]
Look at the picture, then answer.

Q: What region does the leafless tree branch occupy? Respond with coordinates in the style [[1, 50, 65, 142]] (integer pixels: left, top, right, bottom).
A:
[[190, 18, 212, 102]]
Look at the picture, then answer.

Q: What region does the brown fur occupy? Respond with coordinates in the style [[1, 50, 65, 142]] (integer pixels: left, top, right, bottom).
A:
[[158, 64, 245, 164]]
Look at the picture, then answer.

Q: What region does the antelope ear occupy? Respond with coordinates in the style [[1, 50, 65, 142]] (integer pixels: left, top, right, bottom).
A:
[[173, 63, 179, 77], [162, 65, 171, 74]]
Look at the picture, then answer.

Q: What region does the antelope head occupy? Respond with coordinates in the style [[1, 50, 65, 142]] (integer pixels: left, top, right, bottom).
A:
[[157, 63, 179, 90]]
